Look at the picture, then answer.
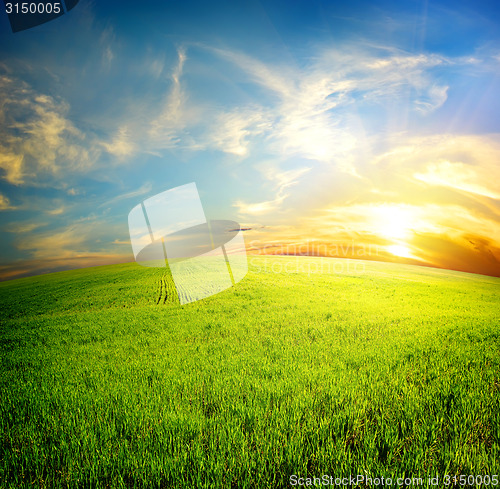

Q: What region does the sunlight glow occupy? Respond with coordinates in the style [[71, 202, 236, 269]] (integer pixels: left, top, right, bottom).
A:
[[387, 244, 412, 258], [375, 205, 414, 240]]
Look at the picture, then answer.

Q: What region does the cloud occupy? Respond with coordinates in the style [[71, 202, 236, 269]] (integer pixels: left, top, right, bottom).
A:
[[100, 182, 153, 207], [414, 160, 500, 200], [207, 109, 271, 156], [245, 199, 500, 276], [96, 47, 202, 157], [243, 130, 500, 275], [370, 133, 500, 206], [183, 44, 456, 183], [2, 37, 499, 280], [1, 217, 132, 281], [100, 126, 136, 158], [0, 193, 15, 210], [0, 152, 24, 185], [233, 196, 286, 216], [414, 85, 449, 114], [247, 130, 500, 276], [148, 47, 195, 149], [100, 26, 116, 69], [0, 46, 193, 191], [411, 232, 500, 277], [0, 42, 460, 189], [0, 253, 130, 282], [318, 202, 499, 242], [288, 200, 500, 276], [0, 72, 100, 186], [46, 205, 66, 216], [5, 221, 46, 233], [16, 225, 87, 260], [12, 214, 122, 260], [208, 46, 296, 98], [234, 165, 311, 216]]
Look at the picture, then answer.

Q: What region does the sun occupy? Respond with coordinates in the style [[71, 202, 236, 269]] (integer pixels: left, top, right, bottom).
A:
[[375, 205, 414, 240], [387, 244, 412, 258], [370, 205, 419, 259]]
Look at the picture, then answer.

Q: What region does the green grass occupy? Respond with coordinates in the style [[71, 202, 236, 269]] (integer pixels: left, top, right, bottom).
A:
[[1, 256, 499, 488]]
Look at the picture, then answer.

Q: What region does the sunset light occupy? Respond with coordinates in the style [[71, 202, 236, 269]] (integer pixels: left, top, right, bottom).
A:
[[0, 1, 499, 280], [387, 244, 413, 259], [374, 206, 415, 241]]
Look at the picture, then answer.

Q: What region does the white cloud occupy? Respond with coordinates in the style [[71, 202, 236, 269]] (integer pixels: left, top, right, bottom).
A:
[[191, 45, 453, 177], [100, 26, 116, 69], [233, 197, 285, 215], [0, 43, 459, 188], [234, 165, 311, 216], [370, 133, 500, 203], [415, 160, 500, 200], [414, 85, 449, 114], [148, 47, 193, 149], [207, 109, 272, 156], [100, 182, 153, 207], [100, 126, 135, 158]]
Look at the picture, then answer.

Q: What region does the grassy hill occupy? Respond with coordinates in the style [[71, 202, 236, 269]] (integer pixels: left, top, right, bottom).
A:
[[1, 256, 499, 488]]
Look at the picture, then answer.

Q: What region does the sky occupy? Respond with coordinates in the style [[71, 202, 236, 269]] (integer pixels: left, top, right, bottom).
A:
[[0, 0, 500, 280]]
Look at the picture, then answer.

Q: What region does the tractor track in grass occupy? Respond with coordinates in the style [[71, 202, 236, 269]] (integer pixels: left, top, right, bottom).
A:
[[156, 273, 177, 305], [156, 276, 163, 305]]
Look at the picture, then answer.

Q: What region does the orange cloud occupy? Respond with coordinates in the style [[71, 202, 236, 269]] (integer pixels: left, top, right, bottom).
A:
[[245, 200, 500, 277]]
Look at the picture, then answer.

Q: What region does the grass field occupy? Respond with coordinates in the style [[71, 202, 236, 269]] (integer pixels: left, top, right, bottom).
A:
[[1, 255, 499, 488]]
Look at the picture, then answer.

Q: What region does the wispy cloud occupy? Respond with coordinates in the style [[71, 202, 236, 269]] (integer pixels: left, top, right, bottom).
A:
[[207, 109, 271, 156], [0, 43, 466, 188], [46, 205, 66, 216], [5, 221, 46, 233], [16, 225, 86, 260], [148, 47, 196, 150], [1, 217, 131, 280], [96, 47, 202, 157], [100, 26, 116, 69], [100, 182, 153, 207], [414, 158, 500, 200], [0, 253, 130, 281], [100, 126, 136, 158], [370, 133, 500, 205], [234, 165, 311, 216], [0, 193, 15, 210], [197, 45, 452, 174]]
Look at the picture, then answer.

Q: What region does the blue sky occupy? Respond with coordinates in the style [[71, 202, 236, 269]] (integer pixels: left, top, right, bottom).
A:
[[1, 0, 500, 279]]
